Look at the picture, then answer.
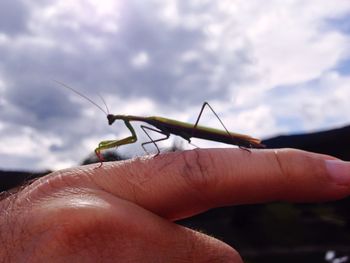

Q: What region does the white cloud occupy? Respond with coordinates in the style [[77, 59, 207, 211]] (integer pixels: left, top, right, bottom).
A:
[[130, 51, 150, 69]]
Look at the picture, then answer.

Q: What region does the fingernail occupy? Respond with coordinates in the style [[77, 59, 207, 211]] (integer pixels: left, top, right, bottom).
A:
[[325, 160, 350, 185]]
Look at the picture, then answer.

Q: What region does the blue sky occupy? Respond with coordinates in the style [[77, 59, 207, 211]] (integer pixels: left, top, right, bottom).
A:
[[0, 0, 350, 171]]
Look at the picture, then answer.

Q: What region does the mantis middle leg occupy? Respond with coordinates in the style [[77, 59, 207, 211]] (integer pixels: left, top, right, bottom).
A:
[[140, 125, 170, 156]]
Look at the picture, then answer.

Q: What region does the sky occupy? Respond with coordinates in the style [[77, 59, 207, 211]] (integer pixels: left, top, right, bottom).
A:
[[0, 0, 350, 171]]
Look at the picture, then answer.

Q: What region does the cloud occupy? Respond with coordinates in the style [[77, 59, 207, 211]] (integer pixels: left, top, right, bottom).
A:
[[0, 0, 350, 170], [0, 0, 29, 35]]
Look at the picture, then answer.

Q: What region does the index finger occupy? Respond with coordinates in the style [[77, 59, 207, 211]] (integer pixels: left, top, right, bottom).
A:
[[60, 149, 350, 220]]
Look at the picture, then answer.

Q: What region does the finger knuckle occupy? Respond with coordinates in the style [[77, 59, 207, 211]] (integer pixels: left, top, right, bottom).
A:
[[180, 149, 218, 196], [273, 149, 329, 195]]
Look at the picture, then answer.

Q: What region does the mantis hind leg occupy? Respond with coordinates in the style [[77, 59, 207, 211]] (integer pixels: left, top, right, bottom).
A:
[[140, 125, 170, 156], [191, 102, 251, 151], [239, 145, 251, 153], [192, 102, 231, 137]]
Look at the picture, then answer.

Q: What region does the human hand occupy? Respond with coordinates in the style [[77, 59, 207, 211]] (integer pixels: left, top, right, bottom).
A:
[[1, 148, 350, 262]]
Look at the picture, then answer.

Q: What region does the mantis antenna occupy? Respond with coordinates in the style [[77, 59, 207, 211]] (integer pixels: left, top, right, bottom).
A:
[[97, 93, 110, 115], [53, 80, 108, 115]]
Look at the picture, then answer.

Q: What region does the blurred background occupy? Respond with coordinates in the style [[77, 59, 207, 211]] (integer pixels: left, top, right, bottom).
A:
[[0, 1, 350, 262]]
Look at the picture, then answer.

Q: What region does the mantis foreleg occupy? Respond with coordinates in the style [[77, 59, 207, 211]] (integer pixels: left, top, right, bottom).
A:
[[95, 120, 137, 166]]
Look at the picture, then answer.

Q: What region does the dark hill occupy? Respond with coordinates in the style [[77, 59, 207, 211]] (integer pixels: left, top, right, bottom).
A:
[[263, 125, 350, 160]]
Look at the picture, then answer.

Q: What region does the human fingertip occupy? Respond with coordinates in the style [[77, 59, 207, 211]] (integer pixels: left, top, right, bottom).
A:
[[199, 236, 244, 263], [325, 159, 350, 185], [201, 244, 243, 263], [221, 247, 244, 263]]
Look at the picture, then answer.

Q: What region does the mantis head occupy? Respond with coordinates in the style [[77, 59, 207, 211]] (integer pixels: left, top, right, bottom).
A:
[[107, 114, 115, 125]]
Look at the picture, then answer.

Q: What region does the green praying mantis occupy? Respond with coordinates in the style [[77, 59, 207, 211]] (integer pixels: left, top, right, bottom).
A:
[[56, 81, 265, 164]]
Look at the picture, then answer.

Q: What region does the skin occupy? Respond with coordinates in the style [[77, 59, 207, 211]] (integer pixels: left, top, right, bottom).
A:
[[1, 148, 350, 262]]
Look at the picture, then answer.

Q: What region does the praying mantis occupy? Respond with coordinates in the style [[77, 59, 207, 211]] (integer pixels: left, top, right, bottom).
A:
[[56, 81, 265, 163]]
